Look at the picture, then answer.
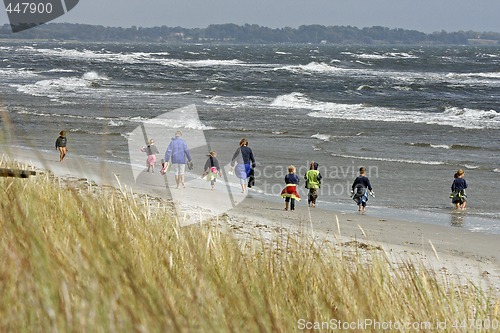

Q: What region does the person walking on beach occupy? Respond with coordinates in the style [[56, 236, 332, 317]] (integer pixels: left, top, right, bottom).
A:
[[281, 165, 301, 211], [202, 151, 222, 191], [141, 139, 160, 173], [451, 169, 468, 209], [351, 167, 374, 212], [163, 130, 192, 189], [304, 161, 322, 208], [231, 138, 256, 193], [55, 130, 68, 162]]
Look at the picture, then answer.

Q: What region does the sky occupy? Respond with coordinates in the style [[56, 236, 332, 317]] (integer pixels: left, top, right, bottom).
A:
[[2, 0, 500, 34]]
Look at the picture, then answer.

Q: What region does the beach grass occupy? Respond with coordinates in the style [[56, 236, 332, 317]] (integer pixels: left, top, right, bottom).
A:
[[0, 159, 499, 332]]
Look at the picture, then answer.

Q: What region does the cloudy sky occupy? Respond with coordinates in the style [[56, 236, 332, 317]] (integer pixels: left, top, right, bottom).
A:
[[2, 0, 500, 33]]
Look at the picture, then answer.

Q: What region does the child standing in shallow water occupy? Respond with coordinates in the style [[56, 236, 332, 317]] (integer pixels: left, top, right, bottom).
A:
[[281, 165, 301, 211], [451, 169, 468, 209]]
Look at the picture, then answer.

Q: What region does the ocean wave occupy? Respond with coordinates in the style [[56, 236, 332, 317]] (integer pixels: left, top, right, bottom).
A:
[[272, 92, 500, 130], [108, 120, 124, 127], [274, 62, 346, 74], [70, 128, 122, 136], [311, 133, 331, 142], [0, 68, 40, 79], [160, 58, 249, 68], [14, 71, 108, 99], [24, 46, 252, 69], [352, 52, 419, 60], [407, 143, 484, 150], [330, 153, 444, 165], [45, 68, 78, 73], [463, 164, 479, 169], [204, 94, 272, 108], [141, 117, 215, 131], [430, 144, 451, 149], [446, 72, 500, 83]]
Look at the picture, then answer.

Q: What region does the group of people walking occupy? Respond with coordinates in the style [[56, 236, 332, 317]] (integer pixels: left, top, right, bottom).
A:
[[141, 132, 467, 212], [142, 133, 255, 192], [279, 162, 374, 212], [59, 130, 468, 212]]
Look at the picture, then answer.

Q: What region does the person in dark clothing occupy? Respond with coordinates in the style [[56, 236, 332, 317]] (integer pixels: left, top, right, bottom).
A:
[[55, 130, 68, 162], [351, 167, 374, 212], [231, 138, 256, 193], [281, 165, 300, 211], [451, 169, 467, 209], [202, 151, 222, 190]]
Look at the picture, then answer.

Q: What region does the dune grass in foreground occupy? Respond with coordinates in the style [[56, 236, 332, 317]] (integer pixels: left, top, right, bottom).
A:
[[0, 161, 499, 332]]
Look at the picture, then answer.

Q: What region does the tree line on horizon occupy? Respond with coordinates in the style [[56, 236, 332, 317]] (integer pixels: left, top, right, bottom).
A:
[[1, 22, 499, 45]]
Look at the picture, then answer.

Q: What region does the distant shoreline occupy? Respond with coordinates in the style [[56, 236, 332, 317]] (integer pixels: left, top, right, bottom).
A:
[[1, 22, 499, 45]]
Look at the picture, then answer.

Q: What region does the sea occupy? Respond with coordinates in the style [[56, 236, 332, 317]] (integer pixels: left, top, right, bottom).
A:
[[1, 40, 500, 233]]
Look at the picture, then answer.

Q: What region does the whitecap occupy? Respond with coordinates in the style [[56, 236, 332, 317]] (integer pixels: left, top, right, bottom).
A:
[[330, 153, 444, 165], [271, 92, 500, 130], [108, 120, 124, 127], [464, 164, 479, 169], [311, 133, 331, 142], [430, 144, 451, 149], [274, 62, 345, 74]]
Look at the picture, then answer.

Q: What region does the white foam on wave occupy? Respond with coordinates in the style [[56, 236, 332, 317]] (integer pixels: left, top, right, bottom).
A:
[[108, 120, 124, 127], [204, 94, 272, 108], [141, 117, 215, 131], [0, 68, 40, 79], [493, 168, 500, 173], [24, 47, 244, 70], [159, 58, 252, 68], [464, 164, 479, 169], [330, 153, 444, 165], [46, 68, 77, 73], [274, 62, 346, 74], [271, 92, 500, 130], [352, 52, 419, 60], [446, 72, 500, 84], [14, 71, 108, 99], [311, 133, 331, 142], [430, 144, 451, 149]]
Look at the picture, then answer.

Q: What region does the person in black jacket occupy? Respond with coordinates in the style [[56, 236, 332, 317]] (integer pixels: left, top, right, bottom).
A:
[[351, 167, 374, 212], [55, 130, 68, 162]]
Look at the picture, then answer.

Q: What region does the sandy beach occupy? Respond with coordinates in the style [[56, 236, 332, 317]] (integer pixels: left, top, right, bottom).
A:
[[2, 144, 499, 290]]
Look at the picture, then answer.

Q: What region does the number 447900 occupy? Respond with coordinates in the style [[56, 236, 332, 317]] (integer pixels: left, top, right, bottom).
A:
[[5, 2, 53, 14]]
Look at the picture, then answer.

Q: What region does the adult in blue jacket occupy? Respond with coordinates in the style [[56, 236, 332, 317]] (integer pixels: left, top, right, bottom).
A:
[[231, 138, 256, 193], [164, 130, 192, 189]]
